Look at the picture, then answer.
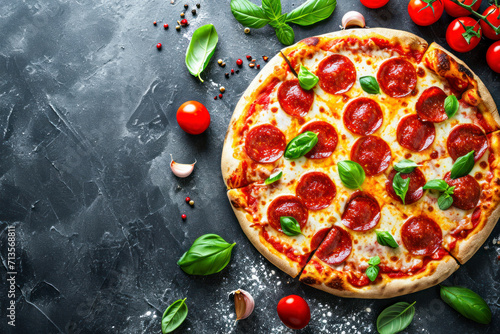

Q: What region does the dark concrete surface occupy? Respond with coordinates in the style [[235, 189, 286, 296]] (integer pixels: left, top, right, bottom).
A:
[[0, 0, 499, 333]]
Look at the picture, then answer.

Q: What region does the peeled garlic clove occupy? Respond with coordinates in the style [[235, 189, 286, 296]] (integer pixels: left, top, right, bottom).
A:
[[231, 289, 254, 320], [342, 11, 365, 29], [170, 154, 196, 178]]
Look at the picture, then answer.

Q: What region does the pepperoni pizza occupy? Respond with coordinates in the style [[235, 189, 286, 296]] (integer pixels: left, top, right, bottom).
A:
[[221, 29, 500, 298]]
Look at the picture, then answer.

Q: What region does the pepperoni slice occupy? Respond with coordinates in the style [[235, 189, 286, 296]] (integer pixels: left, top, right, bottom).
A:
[[397, 114, 435, 152], [245, 124, 286, 163], [350, 136, 391, 176], [300, 121, 338, 159], [416, 87, 448, 123], [315, 226, 352, 266], [401, 216, 442, 256], [386, 168, 426, 204], [343, 98, 383, 136], [377, 58, 417, 98], [277, 79, 314, 117], [317, 54, 356, 95], [296, 172, 336, 210], [341, 191, 381, 231], [447, 124, 488, 162], [444, 172, 481, 210], [310, 227, 330, 250], [267, 195, 308, 233]]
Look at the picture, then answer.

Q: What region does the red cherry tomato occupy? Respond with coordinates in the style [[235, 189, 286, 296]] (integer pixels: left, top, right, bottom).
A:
[[176, 101, 210, 134], [446, 17, 482, 52], [443, 0, 481, 18], [408, 0, 444, 26], [360, 0, 390, 9], [480, 5, 500, 40], [277, 295, 311, 330], [487, 41, 500, 73]]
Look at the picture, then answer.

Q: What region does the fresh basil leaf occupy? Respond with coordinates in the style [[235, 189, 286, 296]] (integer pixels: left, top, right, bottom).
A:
[[376, 230, 399, 248], [280, 216, 302, 236], [440, 286, 492, 324], [230, 0, 270, 29], [450, 150, 475, 179], [368, 256, 381, 266], [444, 95, 459, 119], [262, 0, 281, 20], [337, 160, 365, 190], [177, 234, 235, 275], [285, 0, 337, 26], [274, 21, 295, 45], [393, 172, 410, 205], [162, 298, 188, 334], [423, 179, 449, 192], [185, 24, 218, 83], [298, 65, 319, 90], [265, 170, 282, 185], [366, 265, 379, 282], [377, 301, 416, 334], [284, 131, 318, 159], [394, 159, 420, 174], [438, 193, 453, 210], [360, 76, 380, 95], [445, 185, 455, 196]]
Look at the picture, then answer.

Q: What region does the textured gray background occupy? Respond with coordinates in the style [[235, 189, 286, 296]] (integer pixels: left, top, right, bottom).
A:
[[0, 0, 499, 333]]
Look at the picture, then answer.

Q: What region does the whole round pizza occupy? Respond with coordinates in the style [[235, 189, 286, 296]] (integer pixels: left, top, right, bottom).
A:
[[221, 28, 500, 298]]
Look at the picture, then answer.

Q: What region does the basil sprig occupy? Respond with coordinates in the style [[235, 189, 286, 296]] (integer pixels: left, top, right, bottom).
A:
[[423, 180, 455, 210], [444, 95, 459, 119], [162, 298, 188, 334], [450, 150, 475, 179], [230, 0, 336, 45], [393, 172, 410, 205], [376, 230, 399, 248], [185, 24, 218, 82], [177, 234, 236, 275], [265, 170, 282, 185], [394, 159, 420, 174], [377, 301, 416, 334], [360, 76, 380, 94], [338, 160, 365, 190], [440, 286, 492, 324], [298, 65, 319, 90], [366, 256, 380, 282], [284, 131, 318, 159], [280, 216, 302, 236]]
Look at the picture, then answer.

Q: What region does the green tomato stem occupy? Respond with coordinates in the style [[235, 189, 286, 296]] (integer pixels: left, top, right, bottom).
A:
[[449, 0, 500, 34]]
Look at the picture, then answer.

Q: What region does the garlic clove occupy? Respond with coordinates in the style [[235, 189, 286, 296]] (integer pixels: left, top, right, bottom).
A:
[[342, 11, 366, 29], [170, 154, 196, 178], [230, 289, 254, 321]]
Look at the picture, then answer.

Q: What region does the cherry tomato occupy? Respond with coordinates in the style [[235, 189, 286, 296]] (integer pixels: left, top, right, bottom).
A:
[[487, 41, 500, 73], [480, 5, 500, 40], [176, 101, 210, 134], [408, 0, 444, 26], [360, 0, 390, 9], [446, 17, 482, 52], [277, 295, 311, 330], [443, 0, 481, 18]]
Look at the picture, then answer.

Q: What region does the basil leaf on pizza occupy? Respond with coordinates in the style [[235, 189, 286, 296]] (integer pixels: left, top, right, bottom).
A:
[[438, 193, 454, 210], [230, 0, 270, 29], [162, 298, 188, 334], [366, 256, 380, 282], [280, 216, 302, 236], [338, 160, 365, 190], [393, 172, 410, 205], [360, 76, 380, 94], [440, 286, 492, 324], [394, 159, 420, 173], [284, 131, 318, 159], [265, 170, 283, 185], [423, 179, 449, 192], [298, 65, 319, 90], [450, 150, 475, 179], [444, 95, 459, 119], [377, 301, 416, 334], [376, 231, 399, 248], [285, 0, 337, 26]]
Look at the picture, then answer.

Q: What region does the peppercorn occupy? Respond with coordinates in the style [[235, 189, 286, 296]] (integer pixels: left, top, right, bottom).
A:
[[251, 59, 256, 62], [249, 63, 255, 68], [189, 200, 195, 206], [218, 59, 223, 65], [184, 4, 188, 8], [164, 24, 169, 29], [180, 12, 185, 18], [263, 56, 269, 62], [236, 70, 240, 74], [192, 9, 197, 15], [225, 73, 229, 78], [244, 27, 250, 34], [153, 21, 157, 26], [180, 19, 188, 26], [246, 55, 252, 60], [236, 59, 243, 66], [196, 3, 200, 8], [221, 62, 226, 67], [220, 87, 225, 93], [185, 197, 190, 203], [181, 214, 187, 220], [214, 96, 217, 100], [176, 25, 181, 30], [156, 43, 162, 50], [219, 94, 223, 99], [231, 69, 235, 75], [257, 64, 261, 69]]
